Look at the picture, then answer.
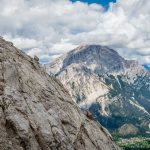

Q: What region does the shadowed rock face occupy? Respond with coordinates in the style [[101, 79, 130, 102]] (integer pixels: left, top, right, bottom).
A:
[[0, 38, 120, 150]]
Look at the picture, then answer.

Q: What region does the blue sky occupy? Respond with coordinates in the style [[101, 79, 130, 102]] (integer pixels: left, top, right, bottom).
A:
[[70, 0, 116, 9]]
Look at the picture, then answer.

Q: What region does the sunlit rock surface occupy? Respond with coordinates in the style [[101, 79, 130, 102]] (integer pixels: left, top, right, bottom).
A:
[[0, 38, 120, 150]]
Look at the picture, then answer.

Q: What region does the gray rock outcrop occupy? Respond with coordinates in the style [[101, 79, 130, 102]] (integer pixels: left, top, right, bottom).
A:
[[0, 38, 120, 150]]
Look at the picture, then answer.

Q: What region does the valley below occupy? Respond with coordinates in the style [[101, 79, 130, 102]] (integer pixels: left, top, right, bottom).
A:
[[115, 137, 150, 150]]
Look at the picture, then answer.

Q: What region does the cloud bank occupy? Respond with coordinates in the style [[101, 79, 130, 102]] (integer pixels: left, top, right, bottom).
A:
[[0, 0, 150, 64]]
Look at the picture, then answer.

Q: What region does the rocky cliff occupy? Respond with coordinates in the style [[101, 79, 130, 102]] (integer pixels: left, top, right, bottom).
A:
[[0, 38, 120, 150], [47, 45, 150, 137]]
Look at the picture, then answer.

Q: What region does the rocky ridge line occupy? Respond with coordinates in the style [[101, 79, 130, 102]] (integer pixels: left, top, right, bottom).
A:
[[0, 38, 120, 150]]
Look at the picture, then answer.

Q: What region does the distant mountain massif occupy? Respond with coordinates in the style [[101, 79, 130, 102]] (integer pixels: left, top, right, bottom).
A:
[[46, 45, 150, 137]]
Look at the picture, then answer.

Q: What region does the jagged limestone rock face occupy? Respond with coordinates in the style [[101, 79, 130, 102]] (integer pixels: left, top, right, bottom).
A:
[[47, 45, 150, 137], [0, 38, 120, 150]]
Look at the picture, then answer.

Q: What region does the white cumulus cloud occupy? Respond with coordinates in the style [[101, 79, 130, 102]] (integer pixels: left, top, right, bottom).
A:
[[0, 0, 150, 64]]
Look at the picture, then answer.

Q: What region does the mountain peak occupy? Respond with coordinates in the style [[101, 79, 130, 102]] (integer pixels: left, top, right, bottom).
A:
[[71, 44, 117, 54], [48, 44, 127, 75], [47, 44, 150, 137]]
